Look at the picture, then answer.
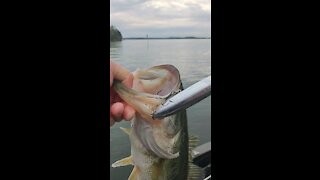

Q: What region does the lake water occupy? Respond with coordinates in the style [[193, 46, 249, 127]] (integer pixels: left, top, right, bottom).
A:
[[110, 39, 211, 180]]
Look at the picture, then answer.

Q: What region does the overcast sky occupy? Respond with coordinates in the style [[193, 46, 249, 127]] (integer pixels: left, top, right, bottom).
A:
[[110, 0, 211, 38]]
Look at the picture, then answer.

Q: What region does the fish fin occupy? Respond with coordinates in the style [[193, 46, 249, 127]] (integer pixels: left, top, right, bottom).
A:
[[189, 135, 199, 150], [128, 166, 140, 180], [187, 163, 205, 180], [120, 127, 131, 135], [170, 130, 181, 145], [188, 136, 205, 179], [111, 155, 133, 168], [188, 135, 199, 161]]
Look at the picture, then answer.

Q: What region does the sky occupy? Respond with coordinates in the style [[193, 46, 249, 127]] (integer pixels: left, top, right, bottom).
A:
[[110, 0, 211, 38]]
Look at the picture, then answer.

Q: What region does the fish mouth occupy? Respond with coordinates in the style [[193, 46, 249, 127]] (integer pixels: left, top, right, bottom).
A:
[[113, 65, 183, 159], [113, 65, 181, 123]]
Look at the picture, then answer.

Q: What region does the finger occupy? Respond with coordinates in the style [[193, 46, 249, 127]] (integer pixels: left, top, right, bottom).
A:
[[111, 61, 132, 82], [110, 102, 124, 121], [123, 105, 135, 121], [122, 73, 134, 88]]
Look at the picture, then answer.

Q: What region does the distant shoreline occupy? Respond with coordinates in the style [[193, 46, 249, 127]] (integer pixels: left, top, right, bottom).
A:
[[123, 37, 211, 40]]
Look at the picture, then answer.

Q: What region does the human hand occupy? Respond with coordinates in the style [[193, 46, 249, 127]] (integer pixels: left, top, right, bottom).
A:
[[110, 60, 135, 127]]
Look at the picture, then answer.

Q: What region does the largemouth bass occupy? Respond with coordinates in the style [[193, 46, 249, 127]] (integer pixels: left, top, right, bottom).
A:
[[112, 65, 203, 180]]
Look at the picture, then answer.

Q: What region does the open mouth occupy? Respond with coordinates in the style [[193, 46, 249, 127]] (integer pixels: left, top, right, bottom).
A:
[[113, 65, 181, 122]]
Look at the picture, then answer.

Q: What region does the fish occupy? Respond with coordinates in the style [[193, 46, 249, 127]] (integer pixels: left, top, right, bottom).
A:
[[111, 65, 204, 180]]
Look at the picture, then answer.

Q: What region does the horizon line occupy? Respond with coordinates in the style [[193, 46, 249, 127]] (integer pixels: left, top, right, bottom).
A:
[[123, 36, 211, 39]]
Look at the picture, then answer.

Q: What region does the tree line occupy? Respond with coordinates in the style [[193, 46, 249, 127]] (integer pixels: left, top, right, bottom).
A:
[[110, 26, 122, 42]]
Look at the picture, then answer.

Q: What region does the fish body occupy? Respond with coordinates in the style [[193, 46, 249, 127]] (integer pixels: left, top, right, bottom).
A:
[[112, 65, 202, 180]]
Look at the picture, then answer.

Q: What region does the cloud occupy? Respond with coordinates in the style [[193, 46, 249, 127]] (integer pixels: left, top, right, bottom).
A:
[[110, 0, 211, 37]]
